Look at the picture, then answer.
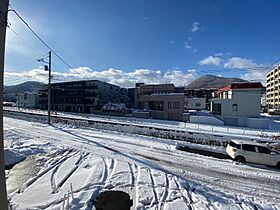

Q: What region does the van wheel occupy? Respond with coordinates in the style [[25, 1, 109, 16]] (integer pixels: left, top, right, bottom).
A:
[[277, 162, 280, 169], [235, 156, 246, 163]]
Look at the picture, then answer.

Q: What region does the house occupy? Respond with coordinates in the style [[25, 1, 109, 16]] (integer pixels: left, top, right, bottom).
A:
[[210, 82, 264, 127], [16, 92, 39, 108], [139, 93, 185, 121]]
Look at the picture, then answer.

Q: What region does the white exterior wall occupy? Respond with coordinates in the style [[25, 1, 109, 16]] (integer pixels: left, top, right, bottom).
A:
[[16, 92, 39, 108], [217, 90, 261, 118], [211, 89, 262, 127]]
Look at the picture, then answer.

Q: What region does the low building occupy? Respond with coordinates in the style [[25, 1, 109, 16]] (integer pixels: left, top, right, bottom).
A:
[[184, 88, 217, 110], [210, 82, 263, 127], [16, 92, 39, 108], [184, 97, 206, 110], [139, 93, 185, 121]]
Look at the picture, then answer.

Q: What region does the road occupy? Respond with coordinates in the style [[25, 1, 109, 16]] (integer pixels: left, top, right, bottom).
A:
[[4, 117, 280, 209]]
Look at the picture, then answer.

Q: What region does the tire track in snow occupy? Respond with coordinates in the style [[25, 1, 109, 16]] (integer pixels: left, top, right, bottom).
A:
[[23, 151, 70, 190], [158, 172, 169, 210], [100, 157, 108, 183], [128, 163, 135, 189], [172, 177, 194, 210], [147, 168, 159, 208], [50, 165, 59, 193], [105, 158, 116, 189], [54, 152, 89, 192]]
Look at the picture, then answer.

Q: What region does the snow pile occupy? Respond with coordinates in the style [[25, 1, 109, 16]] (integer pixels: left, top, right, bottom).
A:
[[101, 103, 127, 112]]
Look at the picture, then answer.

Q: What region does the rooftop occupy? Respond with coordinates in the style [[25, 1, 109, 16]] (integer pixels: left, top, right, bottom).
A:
[[217, 82, 263, 93]]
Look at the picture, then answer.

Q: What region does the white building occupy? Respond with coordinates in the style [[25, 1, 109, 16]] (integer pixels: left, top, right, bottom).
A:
[[184, 97, 206, 110], [16, 92, 39, 108], [266, 64, 280, 109], [210, 82, 265, 127]]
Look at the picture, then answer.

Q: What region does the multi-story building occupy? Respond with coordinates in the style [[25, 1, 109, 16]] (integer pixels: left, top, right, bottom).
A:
[[16, 92, 39, 108], [210, 82, 263, 126], [38, 80, 128, 113], [266, 64, 280, 109]]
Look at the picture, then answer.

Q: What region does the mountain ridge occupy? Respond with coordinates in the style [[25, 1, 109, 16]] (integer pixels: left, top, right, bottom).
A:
[[186, 75, 247, 89]]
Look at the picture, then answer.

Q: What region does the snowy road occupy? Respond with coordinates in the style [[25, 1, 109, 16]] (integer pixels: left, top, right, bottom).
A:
[[4, 117, 280, 209]]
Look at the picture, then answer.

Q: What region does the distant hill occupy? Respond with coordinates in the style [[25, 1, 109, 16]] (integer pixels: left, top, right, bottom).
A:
[[186, 75, 247, 89], [4, 81, 45, 102]]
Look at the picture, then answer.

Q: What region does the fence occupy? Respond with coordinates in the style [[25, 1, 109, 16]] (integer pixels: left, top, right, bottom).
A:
[[4, 107, 280, 140]]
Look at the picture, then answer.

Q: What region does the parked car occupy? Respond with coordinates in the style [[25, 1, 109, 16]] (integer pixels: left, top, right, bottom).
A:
[[226, 139, 280, 169]]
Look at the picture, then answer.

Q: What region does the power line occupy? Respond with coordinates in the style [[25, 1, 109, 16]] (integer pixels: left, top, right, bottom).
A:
[[9, 5, 87, 79], [246, 58, 280, 81], [7, 25, 44, 57]]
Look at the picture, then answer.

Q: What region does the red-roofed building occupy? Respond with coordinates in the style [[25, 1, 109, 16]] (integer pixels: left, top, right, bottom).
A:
[[210, 82, 266, 127]]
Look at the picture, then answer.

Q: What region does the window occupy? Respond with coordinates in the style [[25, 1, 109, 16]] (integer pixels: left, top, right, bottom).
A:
[[257, 146, 271, 154], [232, 104, 238, 111], [195, 102, 201, 107], [229, 141, 241, 149], [242, 144, 256, 152], [173, 102, 179, 109], [168, 102, 172, 108]]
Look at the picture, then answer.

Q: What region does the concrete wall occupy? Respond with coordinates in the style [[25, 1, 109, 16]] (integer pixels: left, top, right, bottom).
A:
[[132, 112, 149, 118], [190, 116, 224, 125], [246, 118, 269, 129]]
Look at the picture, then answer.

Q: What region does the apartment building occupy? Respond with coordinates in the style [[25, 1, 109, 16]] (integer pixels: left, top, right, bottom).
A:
[[38, 80, 127, 113], [266, 64, 280, 109]]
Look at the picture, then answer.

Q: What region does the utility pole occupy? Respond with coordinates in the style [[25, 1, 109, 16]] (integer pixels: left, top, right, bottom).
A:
[[0, 0, 10, 209], [47, 51, 51, 125], [38, 51, 51, 125]]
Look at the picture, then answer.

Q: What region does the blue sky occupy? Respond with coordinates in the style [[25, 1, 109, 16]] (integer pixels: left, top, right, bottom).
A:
[[4, 0, 280, 87]]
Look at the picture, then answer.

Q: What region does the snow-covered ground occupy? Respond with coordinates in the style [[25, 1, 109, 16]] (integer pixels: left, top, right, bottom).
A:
[[4, 116, 280, 209]]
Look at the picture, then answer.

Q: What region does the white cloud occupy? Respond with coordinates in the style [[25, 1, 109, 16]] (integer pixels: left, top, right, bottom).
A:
[[191, 21, 200, 32], [184, 41, 192, 49], [223, 57, 268, 82], [198, 56, 223, 66], [224, 57, 260, 69], [5, 67, 198, 87], [214, 53, 223, 57], [184, 41, 197, 53]]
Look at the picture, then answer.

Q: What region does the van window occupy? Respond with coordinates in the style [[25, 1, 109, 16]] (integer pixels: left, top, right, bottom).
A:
[[257, 146, 271, 154], [229, 141, 241, 149], [242, 144, 256, 152]]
